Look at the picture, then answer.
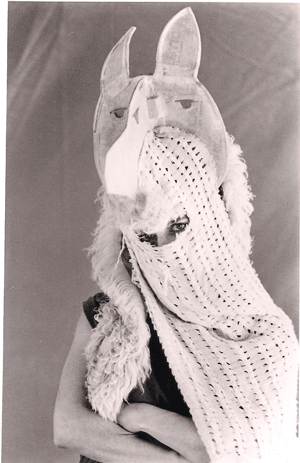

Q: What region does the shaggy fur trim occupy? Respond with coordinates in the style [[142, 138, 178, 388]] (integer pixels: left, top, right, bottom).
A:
[[85, 299, 150, 421], [222, 134, 253, 256], [86, 192, 151, 421]]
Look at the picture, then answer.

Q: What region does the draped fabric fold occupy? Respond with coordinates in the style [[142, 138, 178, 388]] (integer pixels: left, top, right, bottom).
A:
[[86, 129, 298, 462]]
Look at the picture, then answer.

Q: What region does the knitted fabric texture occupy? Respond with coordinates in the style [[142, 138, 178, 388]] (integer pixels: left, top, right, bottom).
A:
[[86, 129, 298, 463]]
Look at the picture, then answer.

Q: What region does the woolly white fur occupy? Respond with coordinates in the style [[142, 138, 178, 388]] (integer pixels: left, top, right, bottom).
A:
[[86, 194, 151, 421], [222, 134, 254, 256], [86, 133, 253, 421]]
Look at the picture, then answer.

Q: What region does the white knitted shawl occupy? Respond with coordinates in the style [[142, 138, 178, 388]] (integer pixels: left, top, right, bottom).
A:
[[85, 130, 298, 463]]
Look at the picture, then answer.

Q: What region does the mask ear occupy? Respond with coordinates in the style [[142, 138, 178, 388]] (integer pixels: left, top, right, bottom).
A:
[[101, 27, 136, 98], [154, 7, 201, 79]]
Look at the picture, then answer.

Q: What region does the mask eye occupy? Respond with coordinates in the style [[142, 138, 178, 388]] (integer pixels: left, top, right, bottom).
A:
[[175, 100, 194, 109], [111, 108, 127, 119]]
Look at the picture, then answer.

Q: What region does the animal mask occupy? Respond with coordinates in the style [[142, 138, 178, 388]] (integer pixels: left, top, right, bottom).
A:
[[93, 7, 228, 199]]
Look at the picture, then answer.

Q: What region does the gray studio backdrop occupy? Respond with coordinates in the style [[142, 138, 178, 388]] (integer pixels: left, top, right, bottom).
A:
[[4, 3, 299, 463]]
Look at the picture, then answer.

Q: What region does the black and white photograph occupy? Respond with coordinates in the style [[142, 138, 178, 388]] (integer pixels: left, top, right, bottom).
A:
[[4, 2, 299, 463]]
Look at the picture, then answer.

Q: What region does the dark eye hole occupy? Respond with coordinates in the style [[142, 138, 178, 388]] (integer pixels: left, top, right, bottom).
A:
[[175, 100, 194, 109], [111, 108, 127, 119], [168, 216, 190, 235]]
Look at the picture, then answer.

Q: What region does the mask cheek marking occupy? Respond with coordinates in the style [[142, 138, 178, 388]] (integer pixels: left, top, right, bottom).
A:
[[147, 98, 159, 119], [132, 107, 139, 124], [147, 95, 166, 123]]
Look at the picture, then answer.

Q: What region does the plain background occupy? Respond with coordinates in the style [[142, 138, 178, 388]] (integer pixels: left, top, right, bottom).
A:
[[4, 2, 299, 463]]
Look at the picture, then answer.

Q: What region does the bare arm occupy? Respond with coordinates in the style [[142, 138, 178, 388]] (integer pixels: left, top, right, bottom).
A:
[[53, 312, 191, 463], [117, 403, 210, 463]]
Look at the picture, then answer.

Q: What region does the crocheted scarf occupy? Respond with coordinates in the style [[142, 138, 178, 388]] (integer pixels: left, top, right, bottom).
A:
[[85, 128, 298, 463]]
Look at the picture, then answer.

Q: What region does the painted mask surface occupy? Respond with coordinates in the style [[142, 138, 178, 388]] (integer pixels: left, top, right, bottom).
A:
[[93, 8, 228, 198]]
